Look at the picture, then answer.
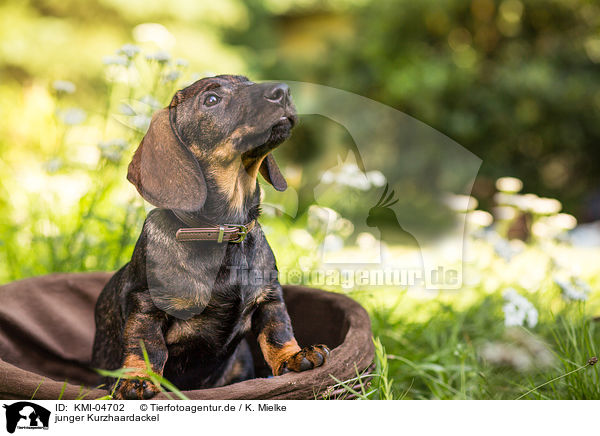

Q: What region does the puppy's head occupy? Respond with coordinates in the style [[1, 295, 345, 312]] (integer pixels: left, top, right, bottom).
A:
[[127, 75, 297, 213]]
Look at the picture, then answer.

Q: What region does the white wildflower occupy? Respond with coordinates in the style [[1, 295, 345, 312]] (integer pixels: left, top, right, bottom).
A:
[[52, 80, 76, 94], [58, 108, 86, 125], [513, 193, 539, 211], [366, 170, 386, 187], [323, 234, 344, 253], [337, 172, 370, 190], [356, 232, 378, 251], [98, 138, 128, 150], [529, 197, 562, 215], [467, 210, 493, 228], [117, 44, 141, 59], [496, 177, 523, 193], [319, 159, 380, 191], [98, 138, 129, 163], [492, 206, 517, 221], [99, 151, 121, 163], [307, 205, 339, 231], [554, 276, 591, 301], [139, 95, 162, 109], [331, 217, 354, 238], [493, 237, 523, 262], [502, 288, 538, 328], [104, 62, 138, 84], [444, 194, 478, 212], [118, 103, 136, 116], [175, 58, 189, 68], [533, 214, 577, 240], [145, 50, 171, 64], [525, 307, 538, 328], [493, 192, 519, 207], [163, 70, 181, 82], [103, 55, 128, 66], [131, 114, 151, 131], [546, 213, 577, 231], [43, 158, 63, 173], [320, 170, 335, 184]]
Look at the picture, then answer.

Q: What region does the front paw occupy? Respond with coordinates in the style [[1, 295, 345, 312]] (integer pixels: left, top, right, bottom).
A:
[[113, 379, 159, 400], [281, 344, 330, 374]]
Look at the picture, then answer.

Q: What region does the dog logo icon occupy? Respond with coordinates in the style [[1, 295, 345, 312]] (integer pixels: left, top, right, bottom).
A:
[[2, 402, 50, 433]]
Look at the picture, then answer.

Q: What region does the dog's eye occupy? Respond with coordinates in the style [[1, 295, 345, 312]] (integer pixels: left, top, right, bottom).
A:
[[204, 94, 221, 107]]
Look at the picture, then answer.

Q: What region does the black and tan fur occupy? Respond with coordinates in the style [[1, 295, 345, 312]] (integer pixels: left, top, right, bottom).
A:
[[91, 75, 329, 400]]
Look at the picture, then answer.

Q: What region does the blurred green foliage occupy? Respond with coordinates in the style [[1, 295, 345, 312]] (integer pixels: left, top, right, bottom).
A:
[[3, 0, 600, 217], [226, 0, 600, 217]]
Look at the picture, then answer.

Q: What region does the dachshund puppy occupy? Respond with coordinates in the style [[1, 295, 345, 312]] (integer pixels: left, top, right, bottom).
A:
[[91, 75, 329, 400]]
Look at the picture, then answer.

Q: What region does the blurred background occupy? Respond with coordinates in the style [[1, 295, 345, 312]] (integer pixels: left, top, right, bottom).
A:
[[1, 0, 599, 399], [3, 0, 600, 218]]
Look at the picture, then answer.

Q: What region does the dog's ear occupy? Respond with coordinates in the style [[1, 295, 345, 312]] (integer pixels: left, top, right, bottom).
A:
[[259, 153, 287, 191], [127, 107, 207, 212]]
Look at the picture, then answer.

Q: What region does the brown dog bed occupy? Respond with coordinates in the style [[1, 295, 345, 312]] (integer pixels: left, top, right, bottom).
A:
[[0, 272, 374, 400]]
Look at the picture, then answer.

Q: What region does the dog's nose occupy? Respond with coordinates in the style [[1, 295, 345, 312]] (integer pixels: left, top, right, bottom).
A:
[[264, 83, 289, 105]]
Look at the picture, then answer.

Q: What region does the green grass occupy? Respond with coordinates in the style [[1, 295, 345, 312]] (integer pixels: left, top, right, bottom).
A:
[[348, 294, 599, 400]]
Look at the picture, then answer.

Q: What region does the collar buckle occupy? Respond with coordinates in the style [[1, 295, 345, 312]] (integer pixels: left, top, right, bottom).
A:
[[224, 224, 249, 243]]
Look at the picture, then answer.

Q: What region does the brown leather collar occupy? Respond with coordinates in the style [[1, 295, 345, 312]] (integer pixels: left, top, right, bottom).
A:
[[172, 210, 256, 243]]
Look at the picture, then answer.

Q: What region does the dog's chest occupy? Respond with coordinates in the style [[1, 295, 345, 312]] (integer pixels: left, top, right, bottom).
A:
[[161, 244, 271, 347], [164, 283, 261, 348]]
